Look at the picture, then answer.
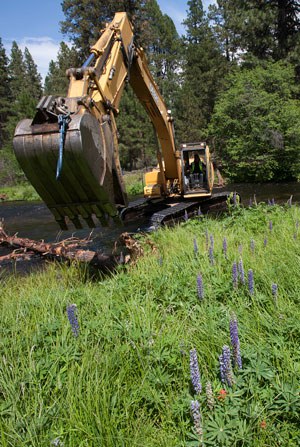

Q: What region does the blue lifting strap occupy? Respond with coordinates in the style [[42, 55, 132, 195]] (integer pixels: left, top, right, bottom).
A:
[[56, 113, 71, 180]]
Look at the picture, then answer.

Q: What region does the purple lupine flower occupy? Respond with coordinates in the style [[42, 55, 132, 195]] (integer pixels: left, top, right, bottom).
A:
[[197, 274, 204, 300], [233, 192, 237, 207], [269, 220, 273, 231], [272, 283, 278, 297], [264, 237, 268, 247], [193, 238, 198, 255], [248, 269, 254, 295], [268, 199, 272, 206], [119, 251, 125, 264], [209, 246, 214, 265], [271, 198, 275, 206], [250, 238, 255, 254], [205, 381, 215, 410], [219, 345, 234, 387], [238, 259, 245, 285], [190, 348, 202, 394], [66, 304, 80, 337], [190, 400, 203, 437], [184, 210, 189, 221], [198, 206, 202, 216], [210, 234, 214, 249], [223, 237, 228, 259], [229, 315, 242, 369], [232, 261, 238, 289]]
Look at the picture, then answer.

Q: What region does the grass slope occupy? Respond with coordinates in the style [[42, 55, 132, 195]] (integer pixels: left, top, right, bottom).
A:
[[0, 204, 299, 446]]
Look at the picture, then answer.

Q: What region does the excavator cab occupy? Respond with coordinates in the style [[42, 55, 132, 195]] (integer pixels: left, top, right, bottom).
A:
[[181, 143, 213, 198]]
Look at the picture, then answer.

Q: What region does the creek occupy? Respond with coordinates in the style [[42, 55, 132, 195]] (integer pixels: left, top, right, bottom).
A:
[[0, 182, 299, 248]]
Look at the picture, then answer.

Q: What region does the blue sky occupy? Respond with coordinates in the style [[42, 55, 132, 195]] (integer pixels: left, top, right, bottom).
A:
[[1, 0, 212, 80]]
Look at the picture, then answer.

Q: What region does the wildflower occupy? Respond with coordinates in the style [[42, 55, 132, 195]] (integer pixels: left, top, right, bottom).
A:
[[230, 314, 242, 369], [238, 259, 245, 285], [190, 348, 202, 394], [250, 238, 255, 254], [206, 381, 215, 410], [272, 283, 278, 298], [184, 210, 189, 221], [198, 206, 202, 216], [260, 420, 267, 430], [51, 438, 64, 447], [232, 261, 238, 289], [248, 269, 254, 295], [269, 220, 273, 231], [223, 237, 228, 259], [233, 192, 237, 207], [190, 400, 203, 437], [209, 246, 214, 265], [217, 388, 227, 400], [210, 234, 214, 249], [219, 345, 234, 387], [66, 304, 79, 337], [268, 199, 272, 206], [271, 198, 275, 206], [264, 237, 268, 247], [197, 274, 204, 300], [193, 238, 198, 255]]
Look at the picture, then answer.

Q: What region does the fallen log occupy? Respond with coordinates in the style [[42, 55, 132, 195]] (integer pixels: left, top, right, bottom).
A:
[[0, 225, 146, 271]]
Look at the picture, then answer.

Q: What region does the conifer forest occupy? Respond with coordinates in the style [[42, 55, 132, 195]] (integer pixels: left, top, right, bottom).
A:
[[0, 0, 299, 184]]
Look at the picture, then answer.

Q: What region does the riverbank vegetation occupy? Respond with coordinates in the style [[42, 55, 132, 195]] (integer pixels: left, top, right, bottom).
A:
[[1, 203, 299, 446]]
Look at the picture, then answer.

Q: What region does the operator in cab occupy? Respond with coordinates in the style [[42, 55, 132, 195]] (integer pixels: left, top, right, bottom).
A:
[[191, 153, 205, 175]]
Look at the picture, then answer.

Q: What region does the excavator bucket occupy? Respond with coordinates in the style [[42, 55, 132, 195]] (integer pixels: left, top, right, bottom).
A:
[[13, 107, 127, 230]]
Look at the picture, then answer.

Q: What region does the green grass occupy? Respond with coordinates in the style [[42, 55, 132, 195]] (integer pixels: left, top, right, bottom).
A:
[[0, 204, 300, 446], [0, 183, 41, 201], [123, 171, 144, 196]]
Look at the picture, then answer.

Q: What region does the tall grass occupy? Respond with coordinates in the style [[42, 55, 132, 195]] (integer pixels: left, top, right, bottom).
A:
[[0, 204, 299, 446]]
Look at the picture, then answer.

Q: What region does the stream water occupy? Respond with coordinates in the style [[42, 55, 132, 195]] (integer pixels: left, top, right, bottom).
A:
[[1, 181, 300, 251]]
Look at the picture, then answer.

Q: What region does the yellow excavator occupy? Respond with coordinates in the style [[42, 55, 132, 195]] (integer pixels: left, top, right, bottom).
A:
[[13, 12, 226, 230]]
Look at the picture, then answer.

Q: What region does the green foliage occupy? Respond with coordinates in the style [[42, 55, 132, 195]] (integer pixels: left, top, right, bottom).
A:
[[209, 61, 300, 182], [209, 0, 300, 61], [0, 38, 11, 149], [117, 86, 157, 170], [174, 0, 229, 144], [0, 183, 40, 201], [1, 205, 300, 445]]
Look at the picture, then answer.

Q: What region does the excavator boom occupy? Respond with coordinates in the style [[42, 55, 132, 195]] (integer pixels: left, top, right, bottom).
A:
[[13, 12, 215, 230]]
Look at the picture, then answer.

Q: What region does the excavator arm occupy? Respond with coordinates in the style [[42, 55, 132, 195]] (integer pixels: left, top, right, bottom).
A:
[[13, 12, 181, 229]]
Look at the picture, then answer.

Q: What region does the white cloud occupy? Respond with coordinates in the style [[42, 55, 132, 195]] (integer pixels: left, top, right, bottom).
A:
[[4, 37, 62, 83]]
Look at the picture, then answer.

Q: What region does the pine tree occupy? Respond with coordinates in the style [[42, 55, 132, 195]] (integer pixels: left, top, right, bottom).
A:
[[0, 38, 11, 149], [24, 47, 42, 100], [8, 41, 25, 101], [175, 0, 228, 143], [44, 42, 80, 95], [209, 0, 300, 62]]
